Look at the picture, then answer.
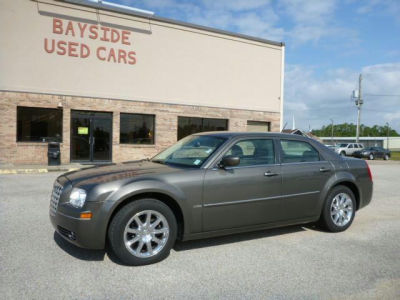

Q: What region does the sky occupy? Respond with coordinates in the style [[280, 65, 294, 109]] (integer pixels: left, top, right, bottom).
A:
[[110, 0, 400, 132]]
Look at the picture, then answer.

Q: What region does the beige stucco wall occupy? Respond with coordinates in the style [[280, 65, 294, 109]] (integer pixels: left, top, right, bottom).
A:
[[0, 0, 283, 113]]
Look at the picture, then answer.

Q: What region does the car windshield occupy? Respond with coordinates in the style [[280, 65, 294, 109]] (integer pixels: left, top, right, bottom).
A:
[[338, 143, 348, 147], [152, 135, 227, 168]]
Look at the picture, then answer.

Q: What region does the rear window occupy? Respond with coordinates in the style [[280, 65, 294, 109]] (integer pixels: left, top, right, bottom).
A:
[[280, 140, 320, 163]]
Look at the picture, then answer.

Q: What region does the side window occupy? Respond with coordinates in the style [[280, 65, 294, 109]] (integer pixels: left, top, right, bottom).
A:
[[280, 140, 320, 163], [224, 139, 275, 166], [354, 144, 359, 148], [349, 144, 354, 148]]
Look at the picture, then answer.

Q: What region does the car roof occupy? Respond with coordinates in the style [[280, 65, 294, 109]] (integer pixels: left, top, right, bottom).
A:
[[194, 131, 310, 140]]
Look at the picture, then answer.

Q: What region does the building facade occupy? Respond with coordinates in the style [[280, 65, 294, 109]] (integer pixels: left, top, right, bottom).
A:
[[0, 0, 285, 165]]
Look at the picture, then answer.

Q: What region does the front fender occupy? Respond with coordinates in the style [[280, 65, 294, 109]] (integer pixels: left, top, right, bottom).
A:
[[105, 178, 187, 219]]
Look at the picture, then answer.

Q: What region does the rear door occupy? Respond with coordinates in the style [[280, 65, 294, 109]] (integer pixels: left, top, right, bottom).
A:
[[348, 143, 355, 155], [279, 139, 332, 219]]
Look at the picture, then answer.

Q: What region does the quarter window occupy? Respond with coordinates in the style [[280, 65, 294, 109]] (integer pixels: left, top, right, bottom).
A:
[[178, 116, 228, 140], [280, 140, 320, 163], [17, 106, 62, 142], [120, 113, 155, 144], [224, 139, 275, 166]]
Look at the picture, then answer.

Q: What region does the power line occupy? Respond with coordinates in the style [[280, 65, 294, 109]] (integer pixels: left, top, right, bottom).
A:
[[364, 93, 400, 97]]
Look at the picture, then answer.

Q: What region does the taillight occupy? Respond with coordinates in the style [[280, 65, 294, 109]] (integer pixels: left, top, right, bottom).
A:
[[366, 162, 373, 182]]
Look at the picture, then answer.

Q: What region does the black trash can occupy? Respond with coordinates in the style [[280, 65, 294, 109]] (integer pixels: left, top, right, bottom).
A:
[[48, 142, 61, 166]]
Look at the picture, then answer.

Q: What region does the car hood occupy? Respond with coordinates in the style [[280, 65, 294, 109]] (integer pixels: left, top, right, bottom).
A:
[[63, 160, 182, 186]]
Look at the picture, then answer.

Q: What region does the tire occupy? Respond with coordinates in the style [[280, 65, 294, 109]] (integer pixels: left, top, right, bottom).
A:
[[108, 198, 177, 266], [369, 154, 374, 160], [319, 186, 356, 232], [340, 151, 346, 156], [384, 154, 389, 160]]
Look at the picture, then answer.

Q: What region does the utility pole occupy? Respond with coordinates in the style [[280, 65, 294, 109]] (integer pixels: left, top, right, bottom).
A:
[[330, 118, 334, 144], [355, 74, 363, 143], [386, 122, 390, 150]]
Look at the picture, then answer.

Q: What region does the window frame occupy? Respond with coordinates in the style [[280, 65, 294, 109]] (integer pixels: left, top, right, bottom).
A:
[[278, 139, 323, 165], [210, 137, 278, 169], [16, 106, 63, 143], [119, 112, 156, 145]]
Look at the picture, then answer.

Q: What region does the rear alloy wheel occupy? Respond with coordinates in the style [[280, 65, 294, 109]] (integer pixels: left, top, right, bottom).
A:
[[319, 186, 356, 232], [108, 199, 177, 266], [369, 154, 374, 160], [384, 154, 389, 160], [340, 151, 346, 156]]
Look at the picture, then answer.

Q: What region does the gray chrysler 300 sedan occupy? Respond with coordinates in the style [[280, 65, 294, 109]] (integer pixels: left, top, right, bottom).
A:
[[50, 132, 373, 265]]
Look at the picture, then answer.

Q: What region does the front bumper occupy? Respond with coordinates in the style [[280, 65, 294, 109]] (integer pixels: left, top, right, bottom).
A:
[[353, 152, 369, 158], [50, 201, 107, 249]]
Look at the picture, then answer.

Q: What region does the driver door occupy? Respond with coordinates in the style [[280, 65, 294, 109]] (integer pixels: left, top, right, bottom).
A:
[[202, 138, 282, 231]]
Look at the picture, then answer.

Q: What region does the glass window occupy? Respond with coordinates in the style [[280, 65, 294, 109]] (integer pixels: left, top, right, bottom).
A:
[[17, 107, 62, 142], [349, 144, 354, 148], [224, 139, 275, 166], [177, 116, 228, 140], [280, 140, 320, 163], [152, 135, 227, 168], [120, 113, 155, 144]]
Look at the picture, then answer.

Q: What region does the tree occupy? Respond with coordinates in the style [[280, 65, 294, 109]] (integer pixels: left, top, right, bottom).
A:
[[312, 123, 399, 137]]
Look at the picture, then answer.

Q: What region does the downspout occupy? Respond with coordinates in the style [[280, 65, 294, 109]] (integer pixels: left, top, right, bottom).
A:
[[279, 44, 285, 132]]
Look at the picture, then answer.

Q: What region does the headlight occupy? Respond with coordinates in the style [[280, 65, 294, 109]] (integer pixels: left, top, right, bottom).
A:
[[69, 188, 87, 208]]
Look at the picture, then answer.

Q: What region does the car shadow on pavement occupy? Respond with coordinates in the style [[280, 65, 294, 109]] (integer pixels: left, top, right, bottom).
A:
[[53, 232, 106, 261], [174, 225, 306, 252]]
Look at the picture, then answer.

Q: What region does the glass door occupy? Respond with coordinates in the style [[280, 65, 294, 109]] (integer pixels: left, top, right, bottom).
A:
[[92, 115, 112, 161], [70, 110, 112, 162]]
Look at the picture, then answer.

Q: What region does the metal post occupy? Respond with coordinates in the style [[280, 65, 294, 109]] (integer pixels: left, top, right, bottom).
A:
[[356, 74, 363, 143], [330, 118, 334, 144], [386, 122, 390, 150]]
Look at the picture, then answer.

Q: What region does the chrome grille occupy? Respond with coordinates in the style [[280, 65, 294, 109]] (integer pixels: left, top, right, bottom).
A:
[[50, 181, 63, 216]]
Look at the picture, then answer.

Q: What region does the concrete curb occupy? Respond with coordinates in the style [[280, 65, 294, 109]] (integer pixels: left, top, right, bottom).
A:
[[0, 168, 80, 175]]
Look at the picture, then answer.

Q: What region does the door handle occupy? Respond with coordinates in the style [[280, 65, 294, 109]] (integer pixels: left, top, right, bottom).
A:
[[264, 171, 278, 177], [319, 167, 331, 173]]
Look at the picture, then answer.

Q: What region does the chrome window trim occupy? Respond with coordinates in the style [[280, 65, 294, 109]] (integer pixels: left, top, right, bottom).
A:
[[211, 163, 280, 171], [280, 160, 328, 166]]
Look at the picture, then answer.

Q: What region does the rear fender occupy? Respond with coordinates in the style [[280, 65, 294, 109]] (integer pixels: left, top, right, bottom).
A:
[[318, 171, 357, 214]]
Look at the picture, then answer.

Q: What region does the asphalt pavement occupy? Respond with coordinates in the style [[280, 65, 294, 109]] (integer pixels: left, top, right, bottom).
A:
[[0, 161, 399, 299]]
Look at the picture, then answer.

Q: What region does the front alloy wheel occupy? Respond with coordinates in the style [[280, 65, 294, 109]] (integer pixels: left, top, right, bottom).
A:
[[369, 154, 374, 160], [319, 186, 356, 232], [123, 210, 169, 258], [108, 199, 177, 266]]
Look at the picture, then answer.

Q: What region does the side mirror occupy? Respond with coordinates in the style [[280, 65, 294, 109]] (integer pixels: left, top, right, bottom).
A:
[[219, 156, 240, 168]]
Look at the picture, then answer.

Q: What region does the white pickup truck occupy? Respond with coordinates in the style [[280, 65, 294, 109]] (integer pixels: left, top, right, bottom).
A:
[[335, 143, 364, 156]]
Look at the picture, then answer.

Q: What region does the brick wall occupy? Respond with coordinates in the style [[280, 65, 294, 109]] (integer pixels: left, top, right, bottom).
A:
[[0, 91, 280, 165]]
